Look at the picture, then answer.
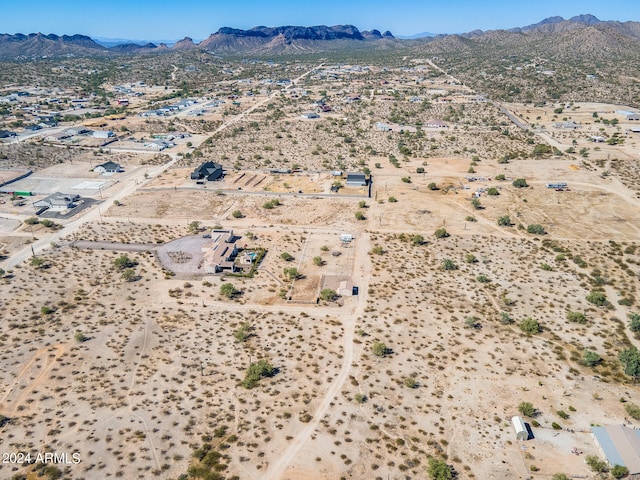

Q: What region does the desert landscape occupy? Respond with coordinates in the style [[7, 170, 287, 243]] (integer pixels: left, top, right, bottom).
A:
[[1, 10, 640, 480]]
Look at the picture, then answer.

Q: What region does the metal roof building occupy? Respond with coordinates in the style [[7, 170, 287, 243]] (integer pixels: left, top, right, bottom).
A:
[[591, 426, 640, 478]]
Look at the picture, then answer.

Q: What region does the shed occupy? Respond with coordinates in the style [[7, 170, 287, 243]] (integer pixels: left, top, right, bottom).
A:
[[512, 416, 528, 441], [301, 112, 319, 120], [340, 234, 353, 242]]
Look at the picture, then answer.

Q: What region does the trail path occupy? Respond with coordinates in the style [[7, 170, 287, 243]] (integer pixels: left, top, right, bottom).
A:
[[260, 232, 370, 480]]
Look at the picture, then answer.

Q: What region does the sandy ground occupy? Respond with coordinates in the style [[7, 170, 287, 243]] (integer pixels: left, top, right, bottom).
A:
[[1, 60, 640, 480]]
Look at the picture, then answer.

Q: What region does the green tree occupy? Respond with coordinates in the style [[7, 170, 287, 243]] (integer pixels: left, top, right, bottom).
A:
[[527, 224, 546, 235], [428, 182, 438, 190], [512, 178, 528, 188], [518, 401, 536, 417], [586, 291, 607, 306], [401, 176, 411, 183], [114, 254, 135, 270], [427, 457, 454, 480], [582, 350, 602, 367], [585, 455, 609, 473], [495, 174, 506, 181], [320, 288, 337, 301], [434, 228, 449, 239], [619, 347, 640, 379], [497, 215, 511, 226], [122, 268, 136, 282], [372, 341, 388, 357], [232, 210, 244, 218], [629, 312, 640, 332], [280, 252, 294, 261], [611, 465, 629, 479], [519, 318, 541, 334], [487, 187, 499, 195], [241, 359, 276, 389], [233, 322, 251, 342], [471, 198, 482, 209], [283, 267, 300, 281], [188, 220, 202, 233], [24, 216, 39, 225], [220, 282, 238, 299]]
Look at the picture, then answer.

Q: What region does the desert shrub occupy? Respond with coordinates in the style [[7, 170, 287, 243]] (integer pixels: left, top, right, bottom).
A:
[[519, 318, 541, 334], [241, 359, 276, 389], [567, 311, 587, 323], [512, 178, 528, 188], [527, 224, 546, 235], [497, 215, 511, 226], [518, 401, 536, 417], [434, 228, 449, 238], [441, 259, 457, 271], [372, 341, 388, 357], [582, 350, 602, 367], [625, 403, 640, 420], [586, 291, 607, 306]]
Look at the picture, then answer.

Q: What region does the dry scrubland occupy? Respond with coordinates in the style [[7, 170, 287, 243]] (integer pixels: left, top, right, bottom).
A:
[[1, 53, 640, 480]]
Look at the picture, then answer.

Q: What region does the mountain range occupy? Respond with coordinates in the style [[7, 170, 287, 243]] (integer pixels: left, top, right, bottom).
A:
[[1, 15, 640, 59]]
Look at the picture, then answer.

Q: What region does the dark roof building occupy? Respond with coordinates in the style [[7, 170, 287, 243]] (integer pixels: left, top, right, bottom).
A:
[[94, 161, 123, 174], [191, 162, 224, 182], [0, 130, 17, 138], [345, 172, 368, 187]]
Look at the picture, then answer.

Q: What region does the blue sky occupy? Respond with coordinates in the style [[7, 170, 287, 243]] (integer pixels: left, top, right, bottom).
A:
[[2, 0, 639, 40]]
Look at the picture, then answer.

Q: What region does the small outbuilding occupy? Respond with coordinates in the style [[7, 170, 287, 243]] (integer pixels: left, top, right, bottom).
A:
[[512, 416, 528, 441]]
